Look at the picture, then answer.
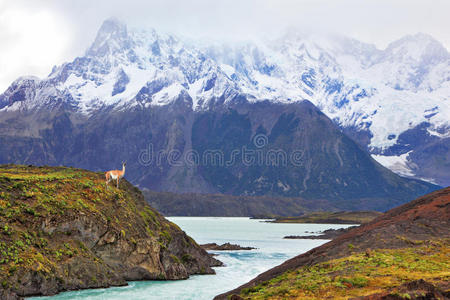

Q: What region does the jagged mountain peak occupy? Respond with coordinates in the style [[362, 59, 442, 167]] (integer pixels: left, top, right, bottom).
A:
[[387, 32, 446, 48], [384, 32, 449, 62], [0, 76, 40, 109], [98, 17, 126, 33], [86, 17, 130, 57], [6, 76, 41, 90], [276, 30, 380, 58]]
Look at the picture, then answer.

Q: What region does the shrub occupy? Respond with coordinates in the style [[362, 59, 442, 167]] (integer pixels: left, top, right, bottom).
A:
[[340, 276, 368, 288]]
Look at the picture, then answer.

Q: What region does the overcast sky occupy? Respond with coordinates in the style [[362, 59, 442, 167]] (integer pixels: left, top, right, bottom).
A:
[[0, 0, 449, 92]]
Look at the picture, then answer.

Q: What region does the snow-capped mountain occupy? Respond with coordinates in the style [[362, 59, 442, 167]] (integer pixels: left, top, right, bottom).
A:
[[1, 18, 449, 186]]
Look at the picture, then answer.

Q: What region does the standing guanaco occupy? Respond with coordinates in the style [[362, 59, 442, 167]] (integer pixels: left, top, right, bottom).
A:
[[105, 161, 126, 188]]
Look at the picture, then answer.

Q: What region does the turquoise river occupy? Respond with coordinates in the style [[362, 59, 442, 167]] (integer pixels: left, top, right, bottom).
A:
[[30, 217, 352, 300]]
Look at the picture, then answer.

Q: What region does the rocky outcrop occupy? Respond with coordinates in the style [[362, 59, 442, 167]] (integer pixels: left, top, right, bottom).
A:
[[201, 243, 256, 251], [0, 289, 21, 300], [283, 227, 356, 240], [352, 279, 450, 300], [0, 165, 220, 297]]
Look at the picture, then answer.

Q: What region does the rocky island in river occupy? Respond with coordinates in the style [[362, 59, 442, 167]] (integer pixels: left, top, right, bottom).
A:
[[201, 243, 257, 251]]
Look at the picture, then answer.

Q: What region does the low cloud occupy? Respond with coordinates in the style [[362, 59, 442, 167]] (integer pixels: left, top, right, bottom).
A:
[[0, 0, 449, 91]]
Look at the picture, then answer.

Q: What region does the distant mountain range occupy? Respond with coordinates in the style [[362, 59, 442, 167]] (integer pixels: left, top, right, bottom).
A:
[[0, 18, 445, 212]]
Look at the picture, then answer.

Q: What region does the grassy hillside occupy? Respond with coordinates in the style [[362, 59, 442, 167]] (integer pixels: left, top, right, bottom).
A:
[[0, 165, 219, 298], [217, 187, 450, 299], [238, 240, 449, 299]]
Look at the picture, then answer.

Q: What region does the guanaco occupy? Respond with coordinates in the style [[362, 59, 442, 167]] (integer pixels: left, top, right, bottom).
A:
[[105, 161, 126, 188]]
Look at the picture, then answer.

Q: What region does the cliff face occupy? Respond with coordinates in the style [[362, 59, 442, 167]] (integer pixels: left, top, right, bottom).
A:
[[0, 165, 220, 298], [217, 187, 450, 299]]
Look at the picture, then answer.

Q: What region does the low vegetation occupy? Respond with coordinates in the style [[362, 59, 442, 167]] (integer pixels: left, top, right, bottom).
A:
[[239, 239, 450, 299], [0, 164, 217, 298], [270, 211, 383, 224], [217, 187, 450, 300], [0, 165, 153, 288]]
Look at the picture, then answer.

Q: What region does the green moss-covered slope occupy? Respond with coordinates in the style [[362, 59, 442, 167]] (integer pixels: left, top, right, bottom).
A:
[[0, 165, 219, 299], [238, 240, 449, 299]]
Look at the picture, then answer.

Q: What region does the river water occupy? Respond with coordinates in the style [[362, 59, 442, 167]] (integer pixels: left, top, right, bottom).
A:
[[30, 217, 352, 300]]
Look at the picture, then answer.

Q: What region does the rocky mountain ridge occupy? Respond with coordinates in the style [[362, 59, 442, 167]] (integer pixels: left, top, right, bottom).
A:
[[1, 18, 448, 185], [0, 18, 442, 212], [0, 97, 438, 212]]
